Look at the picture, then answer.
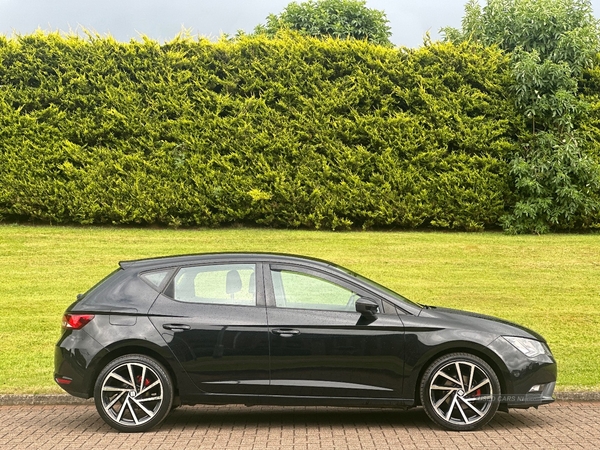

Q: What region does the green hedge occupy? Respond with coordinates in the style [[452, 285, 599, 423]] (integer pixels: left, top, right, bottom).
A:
[[0, 33, 517, 229]]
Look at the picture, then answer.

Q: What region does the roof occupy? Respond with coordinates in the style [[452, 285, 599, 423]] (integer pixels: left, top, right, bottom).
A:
[[118, 252, 344, 272]]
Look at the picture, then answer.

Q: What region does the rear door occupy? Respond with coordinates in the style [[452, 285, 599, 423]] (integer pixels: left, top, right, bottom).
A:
[[148, 262, 270, 396]]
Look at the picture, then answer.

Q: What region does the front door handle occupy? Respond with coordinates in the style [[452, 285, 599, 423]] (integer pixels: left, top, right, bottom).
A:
[[271, 328, 300, 337], [163, 323, 191, 331]]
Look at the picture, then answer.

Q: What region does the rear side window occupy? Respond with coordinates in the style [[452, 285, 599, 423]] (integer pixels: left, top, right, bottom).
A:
[[170, 264, 256, 306]]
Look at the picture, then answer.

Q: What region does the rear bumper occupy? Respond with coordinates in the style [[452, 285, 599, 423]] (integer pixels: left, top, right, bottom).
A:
[[54, 329, 107, 399]]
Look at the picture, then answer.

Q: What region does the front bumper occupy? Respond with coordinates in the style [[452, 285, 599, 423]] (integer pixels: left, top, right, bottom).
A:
[[505, 381, 555, 409], [488, 336, 557, 408]]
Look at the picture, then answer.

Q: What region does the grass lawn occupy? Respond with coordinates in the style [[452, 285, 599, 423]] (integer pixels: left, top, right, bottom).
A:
[[0, 224, 598, 394]]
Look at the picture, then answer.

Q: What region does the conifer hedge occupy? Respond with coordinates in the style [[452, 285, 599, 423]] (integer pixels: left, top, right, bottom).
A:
[[0, 33, 522, 229]]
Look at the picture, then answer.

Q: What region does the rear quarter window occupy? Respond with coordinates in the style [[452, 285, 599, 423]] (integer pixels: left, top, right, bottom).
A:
[[140, 269, 174, 291]]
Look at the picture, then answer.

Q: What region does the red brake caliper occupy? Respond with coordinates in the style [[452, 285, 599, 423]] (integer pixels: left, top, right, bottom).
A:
[[135, 375, 151, 387]]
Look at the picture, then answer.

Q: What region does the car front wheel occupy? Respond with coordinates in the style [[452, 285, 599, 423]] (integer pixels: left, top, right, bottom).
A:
[[420, 352, 500, 431], [94, 354, 173, 432]]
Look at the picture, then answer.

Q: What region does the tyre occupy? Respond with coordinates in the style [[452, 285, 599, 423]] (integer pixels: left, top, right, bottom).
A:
[[94, 354, 173, 432], [420, 352, 500, 431]]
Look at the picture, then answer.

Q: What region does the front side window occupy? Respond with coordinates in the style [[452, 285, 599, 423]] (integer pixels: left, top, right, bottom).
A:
[[172, 264, 256, 305], [271, 270, 358, 311]]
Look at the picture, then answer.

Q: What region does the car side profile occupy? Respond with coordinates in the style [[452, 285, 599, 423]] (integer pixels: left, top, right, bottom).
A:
[[55, 253, 556, 432]]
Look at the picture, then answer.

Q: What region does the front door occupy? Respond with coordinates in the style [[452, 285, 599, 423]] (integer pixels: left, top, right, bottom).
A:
[[265, 265, 405, 399]]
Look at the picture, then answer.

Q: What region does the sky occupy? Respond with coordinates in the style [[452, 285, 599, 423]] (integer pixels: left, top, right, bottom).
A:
[[1, 1, 600, 48]]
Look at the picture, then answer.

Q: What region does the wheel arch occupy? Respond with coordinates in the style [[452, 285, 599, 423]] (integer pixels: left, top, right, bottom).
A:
[[410, 343, 509, 406], [86, 340, 181, 399]]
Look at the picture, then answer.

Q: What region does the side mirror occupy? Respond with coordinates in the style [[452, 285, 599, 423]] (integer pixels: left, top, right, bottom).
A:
[[355, 298, 379, 316]]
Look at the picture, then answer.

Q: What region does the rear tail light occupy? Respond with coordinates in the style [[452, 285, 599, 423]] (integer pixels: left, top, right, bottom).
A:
[[62, 314, 95, 330]]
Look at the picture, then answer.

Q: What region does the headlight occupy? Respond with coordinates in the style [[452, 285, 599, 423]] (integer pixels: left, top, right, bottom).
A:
[[504, 336, 546, 358]]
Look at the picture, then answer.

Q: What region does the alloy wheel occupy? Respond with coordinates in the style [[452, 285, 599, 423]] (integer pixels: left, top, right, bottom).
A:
[[421, 353, 500, 431], [95, 355, 173, 432], [100, 362, 163, 426]]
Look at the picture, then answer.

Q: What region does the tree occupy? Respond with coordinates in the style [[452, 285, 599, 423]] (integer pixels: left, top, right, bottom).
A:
[[444, 0, 600, 233], [254, 0, 392, 46]]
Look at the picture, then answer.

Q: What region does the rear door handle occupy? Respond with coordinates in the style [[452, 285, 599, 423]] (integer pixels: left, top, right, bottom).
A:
[[271, 328, 300, 337], [163, 324, 191, 331]]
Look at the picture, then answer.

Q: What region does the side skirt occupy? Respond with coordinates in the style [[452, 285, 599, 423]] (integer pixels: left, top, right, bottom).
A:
[[181, 393, 415, 408]]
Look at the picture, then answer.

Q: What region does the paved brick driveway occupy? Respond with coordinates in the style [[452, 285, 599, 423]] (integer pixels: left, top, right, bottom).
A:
[[1, 402, 598, 449]]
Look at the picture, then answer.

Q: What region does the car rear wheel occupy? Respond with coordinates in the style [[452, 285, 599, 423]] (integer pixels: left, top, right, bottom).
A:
[[420, 353, 500, 431], [94, 354, 173, 432]]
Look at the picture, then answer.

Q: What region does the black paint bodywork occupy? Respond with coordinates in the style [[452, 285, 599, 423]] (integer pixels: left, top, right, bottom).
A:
[[55, 253, 556, 410]]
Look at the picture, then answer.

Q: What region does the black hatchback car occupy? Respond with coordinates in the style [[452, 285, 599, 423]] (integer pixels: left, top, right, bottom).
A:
[[55, 253, 556, 432]]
